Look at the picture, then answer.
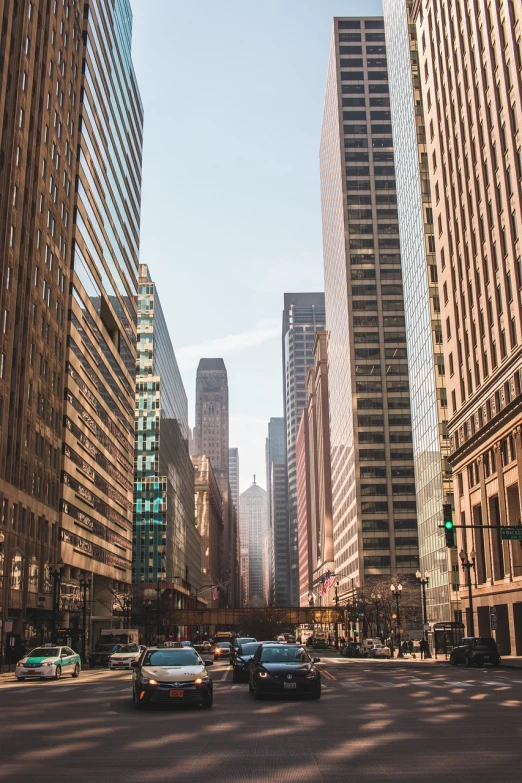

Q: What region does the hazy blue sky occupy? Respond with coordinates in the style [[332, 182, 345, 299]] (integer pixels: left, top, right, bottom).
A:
[[130, 0, 382, 492]]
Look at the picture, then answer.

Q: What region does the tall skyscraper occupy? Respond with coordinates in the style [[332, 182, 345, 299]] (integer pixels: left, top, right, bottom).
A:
[[296, 413, 312, 606], [320, 18, 419, 594], [383, 0, 456, 623], [60, 0, 143, 643], [283, 293, 326, 604], [194, 359, 229, 474], [134, 265, 200, 604], [265, 417, 289, 605], [413, 0, 522, 653], [229, 448, 239, 511], [0, 0, 142, 654], [239, 479, 267, 607]]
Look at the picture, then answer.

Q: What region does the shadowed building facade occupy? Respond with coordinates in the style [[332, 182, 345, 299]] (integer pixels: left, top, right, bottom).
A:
[[283, 293, 326, 605], [239, 480, 268, 607], [266, 417, 289, 606]]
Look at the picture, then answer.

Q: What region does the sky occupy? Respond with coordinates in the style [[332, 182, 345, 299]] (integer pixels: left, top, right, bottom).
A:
[[130, 0, 383, 493]]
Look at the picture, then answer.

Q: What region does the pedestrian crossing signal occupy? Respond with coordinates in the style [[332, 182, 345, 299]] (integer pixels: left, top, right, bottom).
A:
[[443, 504, 455, 548]]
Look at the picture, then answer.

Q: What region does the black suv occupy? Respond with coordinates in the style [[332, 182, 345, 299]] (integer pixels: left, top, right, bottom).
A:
[[449, 637, 501, 667], [88, 643, 123, 668]]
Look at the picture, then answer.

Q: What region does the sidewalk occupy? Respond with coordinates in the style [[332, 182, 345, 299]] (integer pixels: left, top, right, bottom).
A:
[[389, 651, 522, 668]]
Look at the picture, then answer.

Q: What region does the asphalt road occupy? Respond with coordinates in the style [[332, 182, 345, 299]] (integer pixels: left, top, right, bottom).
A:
[[1, 653, 521, 782]]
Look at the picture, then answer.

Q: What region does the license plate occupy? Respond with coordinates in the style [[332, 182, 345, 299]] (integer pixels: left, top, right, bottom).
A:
[[169, 689, 184, 698], [284, 682, 297, 689]]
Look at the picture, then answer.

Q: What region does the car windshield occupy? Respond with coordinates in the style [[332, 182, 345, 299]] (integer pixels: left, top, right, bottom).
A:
[[237, 638, 256, 645], [260, 646, 309, 663], [239, 643, 261, 655], [28, 647, 59, 657], [217, 642, 231, 648], [119, 644, 140, 653], [143, 650, 201, 666], [475, 638, 497, 648], [97, 644, 120, 652]]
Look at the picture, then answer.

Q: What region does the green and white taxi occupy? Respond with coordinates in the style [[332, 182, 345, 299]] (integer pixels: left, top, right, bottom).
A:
[[16, 646, 81, 681]]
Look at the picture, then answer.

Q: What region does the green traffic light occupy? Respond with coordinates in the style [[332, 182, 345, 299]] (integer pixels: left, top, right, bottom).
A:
[[444, 519, 454, 530]]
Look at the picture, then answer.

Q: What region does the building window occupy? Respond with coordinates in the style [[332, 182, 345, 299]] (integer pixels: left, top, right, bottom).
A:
[[10, 551, 24, 590]]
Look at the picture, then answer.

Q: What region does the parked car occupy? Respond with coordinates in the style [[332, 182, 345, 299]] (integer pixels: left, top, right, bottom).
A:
[[368, 644, 391, 659], [449, 637, 501, 667], [89, 643, 123, 668], [341, 642, 361, 658]]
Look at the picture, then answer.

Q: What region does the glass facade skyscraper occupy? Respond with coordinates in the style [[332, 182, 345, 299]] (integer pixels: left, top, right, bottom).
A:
[[134, 265, 201, 596], [266, 417, 288, 605], [320, 18, 419, 593], [383, 0, 457, 622], [283, 293, 326, 604]]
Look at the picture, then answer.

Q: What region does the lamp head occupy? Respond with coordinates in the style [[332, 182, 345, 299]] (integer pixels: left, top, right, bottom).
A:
[[416, 570, 421, 579], [459, 548, 466, 565]]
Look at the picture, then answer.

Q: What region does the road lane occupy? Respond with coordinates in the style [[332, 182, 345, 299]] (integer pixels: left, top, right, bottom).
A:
[[1, 660, 521, 783]]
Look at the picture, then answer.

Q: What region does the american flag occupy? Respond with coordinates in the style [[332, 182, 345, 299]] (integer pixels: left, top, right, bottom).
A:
[[320, 572, 336, 596]]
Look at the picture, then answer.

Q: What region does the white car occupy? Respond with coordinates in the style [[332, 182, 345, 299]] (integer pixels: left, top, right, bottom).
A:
[[370, 644, 391, 659], [16, 646, 81, 680], [109, 643, 144, 670]]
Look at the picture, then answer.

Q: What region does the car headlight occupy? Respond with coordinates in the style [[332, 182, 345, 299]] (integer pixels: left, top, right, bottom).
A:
[[194, 676, 210, 684], [140, 677, 158, 685], [258, 671, 271, 679], [16, 662, 25, 667], [41, 661, 54, 666], [306, 669, 319, 679]]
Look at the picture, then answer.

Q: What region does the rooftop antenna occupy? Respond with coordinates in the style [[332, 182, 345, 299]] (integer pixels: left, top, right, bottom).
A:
[[253, 474, 256, 485]]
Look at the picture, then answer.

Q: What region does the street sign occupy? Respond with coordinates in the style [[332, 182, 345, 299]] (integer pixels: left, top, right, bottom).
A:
[[501, 527, 522, 540]]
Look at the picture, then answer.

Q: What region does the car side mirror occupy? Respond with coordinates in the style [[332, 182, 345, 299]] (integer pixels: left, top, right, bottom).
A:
[[204, 660, 213, 666], [313, 657, 320, 663], [131, 661, 140, 668]]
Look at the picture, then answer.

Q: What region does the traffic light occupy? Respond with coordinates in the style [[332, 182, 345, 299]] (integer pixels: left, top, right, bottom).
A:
[[443, 504, 455, 548]]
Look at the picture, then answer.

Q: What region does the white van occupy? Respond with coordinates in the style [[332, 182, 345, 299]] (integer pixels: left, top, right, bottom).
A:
[[361, 638, 380, 657]]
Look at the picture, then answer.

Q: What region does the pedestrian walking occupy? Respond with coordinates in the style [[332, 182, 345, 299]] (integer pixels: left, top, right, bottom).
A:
[[402, 640, 408, 656], [419, 638, 428, 659], [408, 639, 414, 654]]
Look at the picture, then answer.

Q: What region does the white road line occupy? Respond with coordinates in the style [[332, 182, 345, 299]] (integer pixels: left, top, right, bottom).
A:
[[445, 681, 474, 687], [231, 685, 238, 689], [340, 681, 363, 688], [220, 670, 229, 681]]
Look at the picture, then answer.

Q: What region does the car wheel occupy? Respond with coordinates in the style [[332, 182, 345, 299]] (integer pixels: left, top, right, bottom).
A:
[[54, 666, 61, 680], [465, 656, 472, 667], [232, 671, 240, 683], [72, 664, 80, 678], [253, 685, 263, 700], [248, 680, 254, 693], [201, 694, 213, 709], [16, 677, 25, 682], [449, 656, 457, 665], [309, 689, 321, 700]]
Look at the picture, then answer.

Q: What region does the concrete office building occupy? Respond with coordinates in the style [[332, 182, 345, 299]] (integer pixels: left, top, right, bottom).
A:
[[0, 0, 143, 657], [194, 359, 229, 475], [413, 0, 522, 654], [266, 417, 289, 605], [320, 18, 419, 596], [383, 0, 457, 623], [239, 480, 267, 607], [134, 265, 201, 624], [192, 455, 223, 608], [229, 448, 239, 511], [305, 332, 335, 601], [283, 294, 326, 604], [296, 413, 313, 605]]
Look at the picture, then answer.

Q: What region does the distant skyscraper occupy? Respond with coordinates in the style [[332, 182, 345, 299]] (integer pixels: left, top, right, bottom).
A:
[[239, 479, 267, 607], [266, 418, 289, 605], [229, 448, 239, 510], [412, 0, 522, 652], [320, 18, 419, 594], [134, 265, 200, 601], [194, 359, 229, 474], [383, 0, 456, 623], [283, 294, 326, 604], [192, 455, 224, 607]]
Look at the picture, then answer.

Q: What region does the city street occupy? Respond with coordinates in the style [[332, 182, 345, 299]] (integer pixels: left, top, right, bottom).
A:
[[1, 653, 522, 782]]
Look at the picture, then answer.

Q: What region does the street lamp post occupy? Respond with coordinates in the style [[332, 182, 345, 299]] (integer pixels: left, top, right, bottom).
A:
[[416, 570, 432, 658], [79, 573, 91, 664], [49, 559, 64, 643], [459, 549, 476, 636], [390, 583, 403, 658], [123, 596, 132, 629], [371, 593, 382, 640]]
